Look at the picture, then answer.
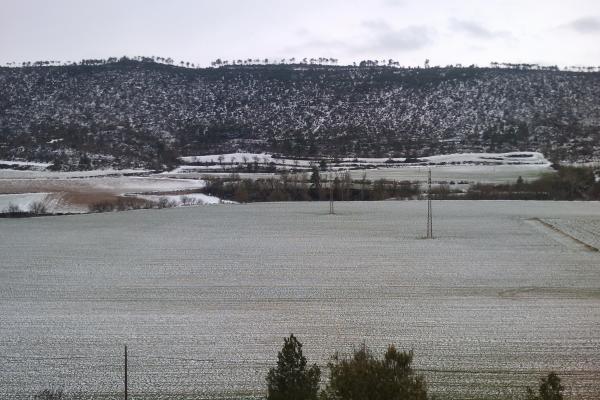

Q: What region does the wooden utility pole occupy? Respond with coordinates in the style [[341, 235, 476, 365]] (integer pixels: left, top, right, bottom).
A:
[[124, 345, 128, 400], [426, 169, 433, 239]]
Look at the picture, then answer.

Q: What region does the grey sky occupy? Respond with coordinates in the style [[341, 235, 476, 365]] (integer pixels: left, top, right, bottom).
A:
[[1, 0, 599, 67]]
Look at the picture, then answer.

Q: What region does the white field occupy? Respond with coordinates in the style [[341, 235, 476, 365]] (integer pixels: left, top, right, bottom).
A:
[[180, 151, 550, 167], [0, 169, 209, 213], [174, 152, 553, 184], [0, 160, 52, 169], [136, 193, 227, 206], [346, 164, 553, 184], [161, 165, 552, 185], [1, 201, 599, 399], [180, 152, 312, 166], [0, 168, 150, 179], [0, 152, 554, 212], [0, 192, 52, 212]]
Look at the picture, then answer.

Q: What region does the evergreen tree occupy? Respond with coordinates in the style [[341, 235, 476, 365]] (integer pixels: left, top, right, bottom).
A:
[[266, 334, 320, 400], [526, 372, 564, 400], [322, 344, 428, 400]]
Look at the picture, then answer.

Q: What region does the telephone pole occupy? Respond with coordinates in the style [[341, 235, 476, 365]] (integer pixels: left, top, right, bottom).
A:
[[426, 169, 433, 239], [124, 345, 128, 400]]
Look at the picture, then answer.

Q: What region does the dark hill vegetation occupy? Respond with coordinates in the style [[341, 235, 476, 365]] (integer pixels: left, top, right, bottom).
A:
[[1, 58, 599, 169]]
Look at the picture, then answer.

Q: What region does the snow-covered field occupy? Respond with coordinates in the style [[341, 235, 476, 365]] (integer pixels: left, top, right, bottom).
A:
[[0, 160, 52, 170], [1, 201, 599, 399], [180, 151, 550, 167], [0, 166, 150, 179], [180, 152, 310, 166], [0, 168, 212, 213], [174, 152, 554, 183], [135, 192, 226, 206], [347, 163, 552, 184], [0, 193, 52, 212], [540, 217, 600, 250], [0, 152, 554, 212]]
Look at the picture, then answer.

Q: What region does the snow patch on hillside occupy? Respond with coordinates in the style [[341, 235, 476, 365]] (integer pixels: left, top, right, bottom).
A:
[[0, 160, 52, 169]]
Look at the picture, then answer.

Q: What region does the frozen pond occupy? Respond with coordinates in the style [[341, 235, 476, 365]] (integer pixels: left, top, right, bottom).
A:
[[1, 201, 599, 399]]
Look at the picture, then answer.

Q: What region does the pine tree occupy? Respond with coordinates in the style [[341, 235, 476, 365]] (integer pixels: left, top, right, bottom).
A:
[[266, 334, 320, 400], [322, 344, 428, 400], [526, 372, 564, 400]]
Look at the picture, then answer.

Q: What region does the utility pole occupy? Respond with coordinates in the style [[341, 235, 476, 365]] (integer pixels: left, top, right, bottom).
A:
[[426, 169, 433, 239], [329, 174, 335, 215], [124, 345, 128, 400]]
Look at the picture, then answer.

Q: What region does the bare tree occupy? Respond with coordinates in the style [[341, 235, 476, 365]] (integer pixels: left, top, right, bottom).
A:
[[29, 201, 48, 215]]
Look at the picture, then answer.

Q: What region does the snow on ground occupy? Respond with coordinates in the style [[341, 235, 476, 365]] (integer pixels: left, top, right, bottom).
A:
[[0, 160, 52, 170], [0, 193, 51, 212], [0, 192, 90, 214], [173, 152, 553, 183], [90, 176, 206, 194], [2, 202, 600, 399], [0, 152, 554, 213], [135, 193, 232, 206], [340, 151, 550, 165], [422, 151, 550, 165], [0, 168, 150, 180], [161, 171, 279, 180], [348, 163, 553, 184], [180, 152, 313, 166], [0, 169, 212, 214], [180, 151, 551, 169], [0, 175, 205, 196]]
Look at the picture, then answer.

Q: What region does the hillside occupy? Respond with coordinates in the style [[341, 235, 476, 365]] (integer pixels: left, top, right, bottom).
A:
[[1, 59, 599, 169]]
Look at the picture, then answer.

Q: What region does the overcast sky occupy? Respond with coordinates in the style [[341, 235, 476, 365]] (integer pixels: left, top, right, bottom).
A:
[[1, 0, 599, 67]]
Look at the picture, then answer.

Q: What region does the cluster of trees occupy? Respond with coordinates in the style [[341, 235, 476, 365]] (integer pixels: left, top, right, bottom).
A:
[[4, 56, 600, 72], [489, 61, 600, 72], [88, 196, 175, 213], [2, 56, 181, 69], [0, 201, 48, 218], [267, 334, 565, 400], [464, 166, 600, 200], [201, 166, 600, 203], [267, 334, 427, 400], [210, 57, 340, 67], [201, 170, 420, 203]]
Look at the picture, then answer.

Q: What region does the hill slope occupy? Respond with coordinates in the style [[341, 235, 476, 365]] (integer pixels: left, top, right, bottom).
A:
[[1, 60, 599, 169]]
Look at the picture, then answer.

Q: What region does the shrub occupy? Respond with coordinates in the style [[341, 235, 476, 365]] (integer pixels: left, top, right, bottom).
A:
[[88, 197, 157, 213], [29, 201, 48, 215], [181, 195, 198, 205], [88, 201, 115, 213], [2, 202, 25, 216], [157, 197, 177, 209], [34, 389, 65, 400], [266, 334, 320, 400], [526, 372, 564, 400], [322, 344, 428, 400]]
